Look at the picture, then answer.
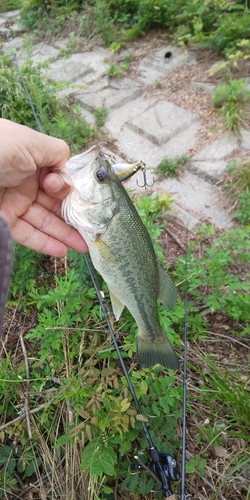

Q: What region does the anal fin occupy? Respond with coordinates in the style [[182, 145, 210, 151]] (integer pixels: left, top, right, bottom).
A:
[[109, 287, 125, 321], [158, 262, 177, 310]]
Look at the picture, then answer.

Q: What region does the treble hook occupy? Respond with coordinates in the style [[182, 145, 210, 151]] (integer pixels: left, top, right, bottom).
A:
[[136, 165, 154, 189]]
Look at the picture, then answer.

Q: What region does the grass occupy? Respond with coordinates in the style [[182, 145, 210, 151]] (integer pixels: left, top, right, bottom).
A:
[[155, 155, 190, 178], [211, 79, 250, 134], [224, 158, 250, 225], [107, 55, 135, 78], [189, 355, 250, 499], [0, 53, 96, 152], [93, 107, 108, 127], [0, 0, 22, 13]]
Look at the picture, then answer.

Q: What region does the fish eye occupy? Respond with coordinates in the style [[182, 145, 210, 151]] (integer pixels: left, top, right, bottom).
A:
[[95, 168, 107, 183]]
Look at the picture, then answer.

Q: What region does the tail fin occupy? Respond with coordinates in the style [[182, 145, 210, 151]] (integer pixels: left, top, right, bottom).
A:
[[137, 333, 179, 370]]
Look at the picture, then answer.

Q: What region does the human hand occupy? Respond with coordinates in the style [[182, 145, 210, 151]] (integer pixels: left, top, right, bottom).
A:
[[0, 119, 88, 257]]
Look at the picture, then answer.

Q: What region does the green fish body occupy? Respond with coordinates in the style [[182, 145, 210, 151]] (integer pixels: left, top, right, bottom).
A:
[[60, 146, 179, 370]]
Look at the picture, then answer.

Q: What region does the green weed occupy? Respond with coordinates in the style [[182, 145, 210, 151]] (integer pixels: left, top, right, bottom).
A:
[[155, 78, 162, 89], [225, 159, 250, 225], [107, 55, 134, 78], [226, 158, 250, 194], [156, 155, 190, 178], [9, 244, 44, 311], [192, 356, 250, 487], [174, 225, 250, 331], [211, 79, 250, 134], [93, 106, 108, 127], [134, 191, 172, 262], [59, 34, 83, 58], [107, 63, 122, 78], [0, 53, 96, 151], [233, 189, 250, 225], [0, 0, 22, 13], [186, 455, 207, 477]]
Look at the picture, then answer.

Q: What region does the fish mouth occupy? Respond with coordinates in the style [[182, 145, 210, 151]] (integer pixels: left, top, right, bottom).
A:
[[60, 146, 114, 185]]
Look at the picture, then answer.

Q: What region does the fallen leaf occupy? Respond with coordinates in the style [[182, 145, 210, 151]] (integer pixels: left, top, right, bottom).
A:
[[215, 445, 229, 458]]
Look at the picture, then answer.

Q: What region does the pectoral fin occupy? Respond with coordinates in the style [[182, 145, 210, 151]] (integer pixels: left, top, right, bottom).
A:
[[109, 287, 125, 321], [158, 262, 177, 310]]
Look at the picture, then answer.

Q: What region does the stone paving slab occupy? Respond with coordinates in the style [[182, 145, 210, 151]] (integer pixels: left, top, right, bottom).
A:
[[188, 160, 227, 183], [191, 81, 216, 94], [64, 49, 112, 83], [0, 25, 8, 33], [75, 78, 144, 112], [28, 43, 60, 63], [106, 99, 200, 168], [56, 77, 109, 99], [125, 169, 232, 228], [193, 134, 238, 161], [127, 101, 199, 146], [1, 10, 20, 18], [47, 58, 93, 83], [55, 81, 87, 99], [166, 203, 201, 230], [8, 21, 25, 33], [154, 171, 232, 228], [1, 35, 23, 52], [79, 108, 96, 126], [241, 129, 250, 149], [142, 45, 197, 72]]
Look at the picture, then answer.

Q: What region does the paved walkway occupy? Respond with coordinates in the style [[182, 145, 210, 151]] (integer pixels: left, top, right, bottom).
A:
[[1, 9, 250, 230]]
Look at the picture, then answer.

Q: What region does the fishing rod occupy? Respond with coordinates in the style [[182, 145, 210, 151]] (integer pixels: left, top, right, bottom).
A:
[[5, 28, 190, 499]]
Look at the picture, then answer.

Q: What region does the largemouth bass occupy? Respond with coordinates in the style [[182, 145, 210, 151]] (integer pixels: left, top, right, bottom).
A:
[[60, 145, 179, 370]]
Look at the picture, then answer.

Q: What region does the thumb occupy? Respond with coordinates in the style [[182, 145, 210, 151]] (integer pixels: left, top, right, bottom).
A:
[[42, 172, 71, 200]]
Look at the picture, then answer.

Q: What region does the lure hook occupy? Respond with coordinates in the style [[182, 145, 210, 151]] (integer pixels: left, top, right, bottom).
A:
[[136, 165, 154, 189]]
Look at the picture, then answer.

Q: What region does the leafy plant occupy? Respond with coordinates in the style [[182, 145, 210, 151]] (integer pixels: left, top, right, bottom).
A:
[[156, 155, 190, 178], [9, 244, 44, 310], [0, 53, 96, 151], [93, 106, 108, 127], [186, 455, 207, 477], [107, 63, 122, 78], [191, 356, 250, 488], [59, 34, 83, 58], [225, 159, 250, 225], [226, 158, 250, 194], [107, 55, 134, 78], [0, 0, 22, 13], [19, 0, 250, 57], [233, 189, 250, 225], [0, 443, 41, 479], [174, 225, 250, 331], [155, 78, 162, 89], [211, 79, 250, 133]]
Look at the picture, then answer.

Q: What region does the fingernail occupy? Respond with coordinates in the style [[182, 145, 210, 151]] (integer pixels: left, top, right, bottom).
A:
[[47, 175, 64, 192]]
